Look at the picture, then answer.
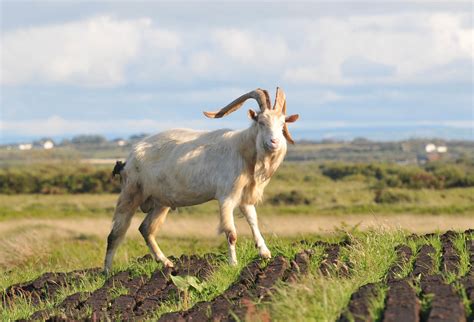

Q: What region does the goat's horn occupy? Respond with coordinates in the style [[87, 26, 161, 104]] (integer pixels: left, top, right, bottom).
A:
[[283, 123, 295, 144], [203, 89, 269, 118], [274, 87, 295, 144], [273, 87, 286, 113]]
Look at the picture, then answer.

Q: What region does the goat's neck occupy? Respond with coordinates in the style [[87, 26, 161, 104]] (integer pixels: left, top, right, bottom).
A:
[[237, 124, 286, 183], [237, 124, 258, 173]]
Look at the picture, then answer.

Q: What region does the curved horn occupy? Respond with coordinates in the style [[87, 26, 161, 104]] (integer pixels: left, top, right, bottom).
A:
[[203, 89, 269, 118], [273, 87, 296, 144], [272, 87, 286, 113], [283, 123, 295, 144]]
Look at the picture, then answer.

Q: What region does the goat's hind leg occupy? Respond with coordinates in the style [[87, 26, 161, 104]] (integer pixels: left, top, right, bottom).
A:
[[104, 187, 143, 274], [219, 200, 238, 266], [139, 205, 174, 268]]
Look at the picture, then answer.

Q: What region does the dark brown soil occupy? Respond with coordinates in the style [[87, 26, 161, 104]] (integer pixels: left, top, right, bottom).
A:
[[339, 283, 380, 322], [159, 255, 290, 322], [383, 279, 420, 322], [131, 254, 215, 319], [1, 267, 100, 307], [317, 243, 350, 277], [383, 244, 420, 322], [461, 237, 474, 320], [29, 254, 216, 321], [284, 249, 313, 283], [421, 275, 466, 322], [341, 244, 416, 322], [414, 237, 466, 322], [387, 244, 413, 282], [440, 231, 461, 275], [412, 244, 436, 277]]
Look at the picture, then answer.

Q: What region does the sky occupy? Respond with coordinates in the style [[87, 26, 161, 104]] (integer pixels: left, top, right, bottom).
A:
[[1, 1, 473, 144]]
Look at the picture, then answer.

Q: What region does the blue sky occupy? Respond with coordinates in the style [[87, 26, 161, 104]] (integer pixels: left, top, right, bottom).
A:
[[1, 1, 472, 143]]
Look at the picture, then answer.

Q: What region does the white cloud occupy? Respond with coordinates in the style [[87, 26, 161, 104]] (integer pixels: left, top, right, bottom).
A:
[[213, 28, 289, 66], [1, 10, 472, 87], [1, 15, 180, 86], [283, 12, 473, 84]]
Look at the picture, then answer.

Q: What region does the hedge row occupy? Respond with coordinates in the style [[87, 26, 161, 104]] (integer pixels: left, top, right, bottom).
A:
[[320, 162, 474, 189], [0, 165, 121, 194]]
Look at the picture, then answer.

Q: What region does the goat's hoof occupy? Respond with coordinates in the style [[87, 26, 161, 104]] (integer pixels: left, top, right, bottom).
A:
[[229, 259, 238, 266], [259, 248, 272, 259], [164, 259, 174, 268]]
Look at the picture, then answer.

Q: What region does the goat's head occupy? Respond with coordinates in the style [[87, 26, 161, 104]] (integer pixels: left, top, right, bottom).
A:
[[203, 87, 299, 152]]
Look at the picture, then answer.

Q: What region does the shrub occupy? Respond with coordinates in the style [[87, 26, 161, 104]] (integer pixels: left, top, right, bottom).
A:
[[374, 189, 412, 204], [269, 190, 312, 206], [0, 164, 122, 194]]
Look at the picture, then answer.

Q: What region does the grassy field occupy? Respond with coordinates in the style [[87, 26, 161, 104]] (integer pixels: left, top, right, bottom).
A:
[[1, 158, 473, 320], [1, 229, 473, 321]]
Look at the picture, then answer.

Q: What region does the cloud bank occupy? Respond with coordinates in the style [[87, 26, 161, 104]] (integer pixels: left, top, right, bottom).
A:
[[2, 12, 472, 87]]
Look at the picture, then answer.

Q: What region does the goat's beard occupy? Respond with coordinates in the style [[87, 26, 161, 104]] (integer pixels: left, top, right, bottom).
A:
[[254, 138, 286, 184]]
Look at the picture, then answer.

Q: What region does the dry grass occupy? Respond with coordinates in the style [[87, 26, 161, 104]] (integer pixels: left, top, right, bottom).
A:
[[1, 213, 472, 270]]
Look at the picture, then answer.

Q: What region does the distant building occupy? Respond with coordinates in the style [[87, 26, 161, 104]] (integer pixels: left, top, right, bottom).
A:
[[43, 140, 54, 149], [117, 140, 126, 147], [419, 143, 448, 164], [425, 143, 436, 153], [18, 143, 32, 150]]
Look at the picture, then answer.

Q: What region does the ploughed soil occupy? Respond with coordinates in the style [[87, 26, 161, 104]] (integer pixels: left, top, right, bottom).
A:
[[3, 230, 474, 321]]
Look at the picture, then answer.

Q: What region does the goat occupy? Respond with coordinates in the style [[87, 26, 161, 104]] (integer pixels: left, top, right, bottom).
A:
[[104, 87, 299, 274]]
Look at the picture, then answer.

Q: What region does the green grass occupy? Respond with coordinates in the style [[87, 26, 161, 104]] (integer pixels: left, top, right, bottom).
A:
[[2, 184, 474, 222], [263, 228, 406, 321], [2, 228, 473, 321], [1, 160, 474, 221]]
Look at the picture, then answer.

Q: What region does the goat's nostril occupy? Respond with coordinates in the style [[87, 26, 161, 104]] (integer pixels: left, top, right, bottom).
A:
[[271, 138, 279, 144]]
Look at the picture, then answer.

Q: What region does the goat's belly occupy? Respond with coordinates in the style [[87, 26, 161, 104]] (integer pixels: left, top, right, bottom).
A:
[[149, 185, 215, 208], [155, 193, 214, 208]]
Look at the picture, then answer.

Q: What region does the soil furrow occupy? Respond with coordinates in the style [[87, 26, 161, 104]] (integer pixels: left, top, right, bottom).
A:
[[339, 283, 380, 322], [440, 231, 461, 275], [382, 244, 419, 322], [341, 244, 416, 322], [159, 255, 290, 322], [315, 242, 350, 277], [130, 254, 215, 319], [412, 244, 436, 277], [39, 254, 215, 320], [421, 275, 466, 322], [387, 244, 413, 282], [1, 267, 100, 307], [414, 238, 466, 321], [283, 249, 313, 283], [383, 279, 420, 322], [461, 237, 474, 320]]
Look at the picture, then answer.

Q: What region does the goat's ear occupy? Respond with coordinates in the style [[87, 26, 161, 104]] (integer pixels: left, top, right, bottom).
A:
[[248, 109, 258, 121], [285, 114, 299, 123]]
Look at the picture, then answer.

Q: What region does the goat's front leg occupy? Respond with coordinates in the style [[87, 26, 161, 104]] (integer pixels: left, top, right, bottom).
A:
[[239, 204, 271, 259], [219, 200, 238, 265]]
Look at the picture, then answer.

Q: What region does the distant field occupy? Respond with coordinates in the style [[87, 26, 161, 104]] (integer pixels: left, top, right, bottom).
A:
[[1, 160, 474, 220]]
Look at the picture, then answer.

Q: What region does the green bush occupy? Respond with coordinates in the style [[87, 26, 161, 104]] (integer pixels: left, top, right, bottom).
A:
[[269, 190, 312, 206], [320, 162, 474, 190], [374, 189, 412, 204], [0, 164, 121, 194]]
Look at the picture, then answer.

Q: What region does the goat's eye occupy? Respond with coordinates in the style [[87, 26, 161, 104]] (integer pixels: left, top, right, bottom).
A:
[[258, 121, 264, 126]]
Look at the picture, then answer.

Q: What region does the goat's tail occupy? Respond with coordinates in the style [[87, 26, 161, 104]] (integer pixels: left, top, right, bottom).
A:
[[112, 161, 126, 178]]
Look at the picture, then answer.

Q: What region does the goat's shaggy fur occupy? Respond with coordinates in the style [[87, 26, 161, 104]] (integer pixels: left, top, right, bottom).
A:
[[104, 88, 298, 273]]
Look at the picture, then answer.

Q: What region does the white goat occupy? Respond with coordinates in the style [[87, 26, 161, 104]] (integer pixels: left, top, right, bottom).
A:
[[104, 87, 299, 274]]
